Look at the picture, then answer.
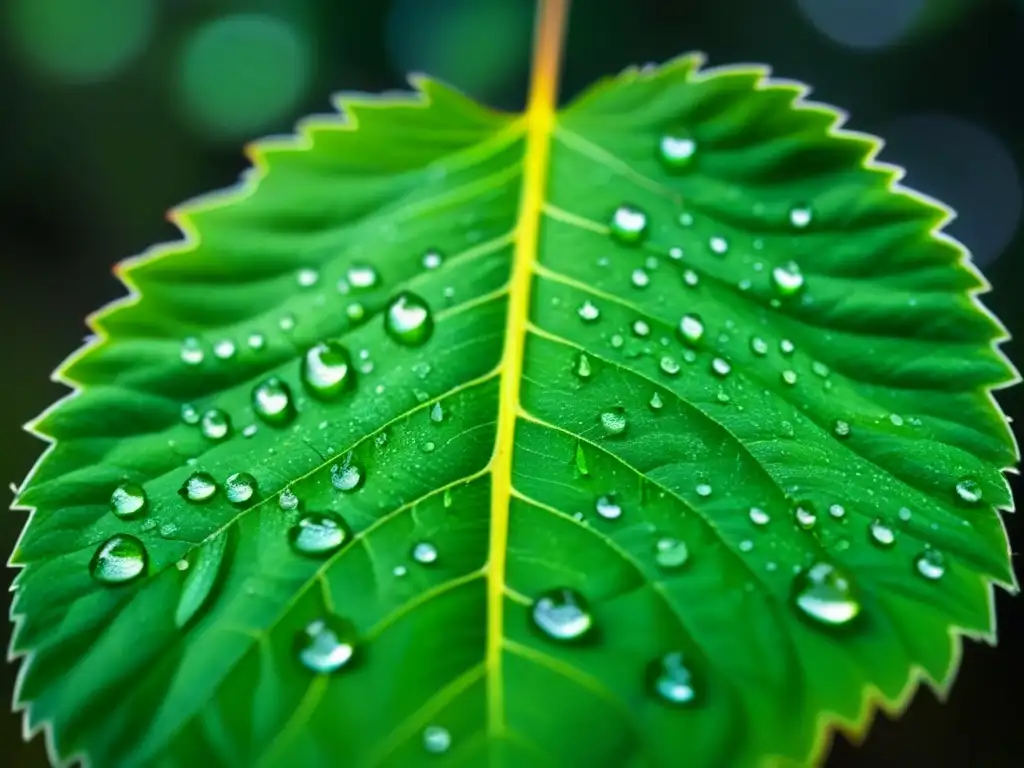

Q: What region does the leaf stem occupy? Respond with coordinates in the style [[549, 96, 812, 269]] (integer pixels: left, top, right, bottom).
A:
[[486, 0, 570, 737]]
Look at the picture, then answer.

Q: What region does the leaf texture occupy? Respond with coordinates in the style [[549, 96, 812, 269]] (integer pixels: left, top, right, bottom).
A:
[[8, 49, 1018, 768]]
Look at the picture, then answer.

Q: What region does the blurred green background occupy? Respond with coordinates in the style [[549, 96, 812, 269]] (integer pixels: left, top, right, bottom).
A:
[[2, 0, 1022, 765]]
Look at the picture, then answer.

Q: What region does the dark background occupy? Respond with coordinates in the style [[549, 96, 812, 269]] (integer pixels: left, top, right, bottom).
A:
[[1, 0, 1022, 765]]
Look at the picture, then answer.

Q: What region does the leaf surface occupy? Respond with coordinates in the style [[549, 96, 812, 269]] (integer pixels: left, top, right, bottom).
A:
[[8, 39, 1018, 768]]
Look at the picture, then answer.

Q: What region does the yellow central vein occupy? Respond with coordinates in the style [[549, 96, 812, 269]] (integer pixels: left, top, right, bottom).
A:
[[486, 0, 569, 734]]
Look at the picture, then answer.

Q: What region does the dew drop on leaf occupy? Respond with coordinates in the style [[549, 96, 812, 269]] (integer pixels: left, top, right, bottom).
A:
[[772, 261, 805, 296], [181, 403, 200, 425], [295, 615, 357, 674], [659, 355, 681, 377], [213, 339, 236, 360], [421, 250, 443, 270], [530, 588, 594, 643], [279, 488, 299, 511], [781, 370, 798, 386], [792, 562, 860, 626], [200, 408, 232, 441], [252, 377, 297, 427], [711, 358, 731, 378], [595, 493, 622, 520], [180, 337, 204, 365], [789, 204, 813, 229], [110, 482, 147, 519], [90, 534, 147, 586], [301, 341, 355, 401], [296, 268, 319, 288], [649, 391, 664, 411], [577, 300, 600, 323], [749, 507, 770, 527], [247, 333, 266, 351], [779, 339, 795, 356], [677, 313, 704, 345], [811, 361, 830, 378], [384, 291, 433, 346], [793, 500, 817, 530], [915, 549, 946, 581], [347, 263, 380, 290], [632, 319, 650, 337], [179, 471, 218, 503], [955, 477, 983, 506], [422, 725, 452, 755], [647, 651, 697, 706], [412, 542, 438, 565], [869, 519, 896, 548], [683, 269, 699, 287], [289, 513, 352, 558], [330, 453, 364, 492], [657, 133, 697, 171], [574, 352, 593, 380], [225, 472, 258, 506], [695, 482, 713, 498], [599, 407, 627, 436], [832, 419, 851, 439], [654, 537, 689, 570], [749, 336, 768, 356], [631, 268, 650, 288], [609, 204, 648, 245], [829, 504, 846, 519], [430, 402, 445, 423], [708, 235, 729, 255]]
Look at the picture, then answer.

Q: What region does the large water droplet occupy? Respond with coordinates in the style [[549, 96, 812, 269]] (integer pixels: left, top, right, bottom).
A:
[[200, 408, 232, 441], [599, 407, 627, 436], [772, 261, 805, 296], [90, 534, 147, 585], [384, 292, 434, 346], [301, 341, 354, 401], [595, 493, 622, 520], [657, 133, 697, 171], [955, 477, 983, 506], [792, 562, 860, 626], [654, 537, 689, 570], [422, 725, 451, 755], [647, 651, 697, 706], [252, 377, 296, 426], [330, 453, 364, 492], [677, 313, 704, 345], [915, 549, 946, 580], [412, 542, 438, 565], [110, 482, 147, 519], [610, 204, 648, 245], [296, 615, 358, 674], [869, 519, 896, 548], [530, 588, 594, 643], [225, 472, 258, 506], [180, 471, 218, 503], [289, 513, 353, 558]]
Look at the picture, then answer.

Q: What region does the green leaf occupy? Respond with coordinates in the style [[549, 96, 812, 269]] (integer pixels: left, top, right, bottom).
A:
[[8, 6, 1018, 767]]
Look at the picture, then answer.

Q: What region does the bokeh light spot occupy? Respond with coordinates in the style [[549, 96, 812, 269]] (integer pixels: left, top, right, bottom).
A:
[[879, 114, 1022, 267], [386, 0, 531, 100], [177, 14, 311, 139], [7, 0, 155, 83], [797, 0, 926, 50]]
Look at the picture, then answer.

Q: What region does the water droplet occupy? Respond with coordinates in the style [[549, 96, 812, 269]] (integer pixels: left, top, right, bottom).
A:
[[296, 268, 320, 287], [213, 339, 236, 360], [225, 472, 258, 506], [279, 314, 296, 332], [647, 651, 697, 706], [90, 534, 147, 585], [708, 235, 729, 255], [428, 402, 446, 425], [649, 391, 664, 411], [331, 453, 364, 492], [530, 588, 594, 643], [577, 300, 600, 323], [683, 269, 699, 287], [695, 482, 712, 498], [677, 313, 704, 345], [955, 477, 983, 506], [668, 246, 683, 260], [296, 615, 357, 674], [200, 408, 232, 441], [914, 549, 945, 580], [658, 134, 697, 171], [421, 250, 443, 270], [659, 355, 681, 376], [252, 377, 296, 426], [180, 337, 204, 365], [792, 562, 860, 626], [829, 504, 846, 519], [180, 403, 200, 425], [711, 358, 731, 378], [789, 205, 813, 229], [110, 482, 147, 519], [301, 341, 354, 401], [869, 519, 896, 548], [632, 319, 650, 337], [811, 361, 830, 378], [631, 268, 650, 288], [610, 204, 648, 245], [749, 507, 770, 526], [422, 725, 451, 755], [346, 303, 365, 322], [832, 419, 851, 439], [794, 501, 817, 529], [779, 339, 795, 356], [889, 413, 904, 427], [347, 263, 380, 290], [279, 488, 299, 511], [750, 336, 768, 356], [772, 261, 805, 296], [384, 292, 433, 346], [421, 441, 436, 453], [595, 494, 622, 520], [654, 537, 689, 570], [247, 333, 266, 351], [599, 407, 627, 436], [179, 471, 218, 503], [575, 352, 593, 380], [393, 565, 408, 577], [739, 539, 754, 552], [242, 424, 258, 438], [781, 370, 798, 386], [289, 513, 352, 558], [412, 542, 438, 564]]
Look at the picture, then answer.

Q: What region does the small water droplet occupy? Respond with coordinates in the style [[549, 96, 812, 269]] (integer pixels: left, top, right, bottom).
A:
[[179, 471, 218, 503], [421, 250, 443, 270], [869, 519, 896, 548], [654, 537, 689, 570], [330, 453, 364, 492], [242, 424, 258, 438], [915, 549, 946, 580], [679, 212, 694, 227], [781, 370, 798, 386], [384, 292, 434, 346], [279, 488, 299, 511], [180, 337, 204, 365], [631, 268, 651, 288], [301, 341, 355, 401], [833, 420, 851, 439], [296, 268, 320, 288], [657, 133, 697, 171], [789, 204, 813, 229], [632, 319, 650, 337], [530, 588, 594, 643], [794, 501, 817, 529], [649, 391, 664, 411], [898, 507, 912, 522], [393, 565, 408, 577], [289, 513, 352, 558], [739, 539, 754, 552], [708, 235, 729, 255], [610, 204, 648, 245], [347, 263, 380, 290], [110, 482, 147, 519], [792, 562, 860, 626], [695, 482, 712, 498], [213, 339, 236, 360], [200, 409, 232, 441], [955, 477, 983, 506], [750, 336, 768, 356], [779, 339, 795, 356], [711, 358, 731, 378], [659, 355, 681, 376], [647, 651, 697, 706], [574, 352, 593, 380], [225, 472, 258, 506], [749, 507, 770, 526], [829, 504, 846, 519], [90, 534, 147, 585], [180, 403, 200, 425], [421, 441, 436, 453], [279, 314, 296, 332], [811, 361, 830, 378], [422, 725, 451, 755], [595, 493, 622, 520], [296, 615, 357, 674], [429, 402, 445, 424], [772, 261, 805, 296], [578, 300, 600, 323], [683, 269, 699, 287], [252, 377, 296, 426], [889, 413, 904, 427], [599, 407, 627, 436], [247, 333, 266, 351], [412, 542, 438, 565], [677, 313, 704, 345], [346, 303, 366, 322], [668, 246, 683, 260]]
